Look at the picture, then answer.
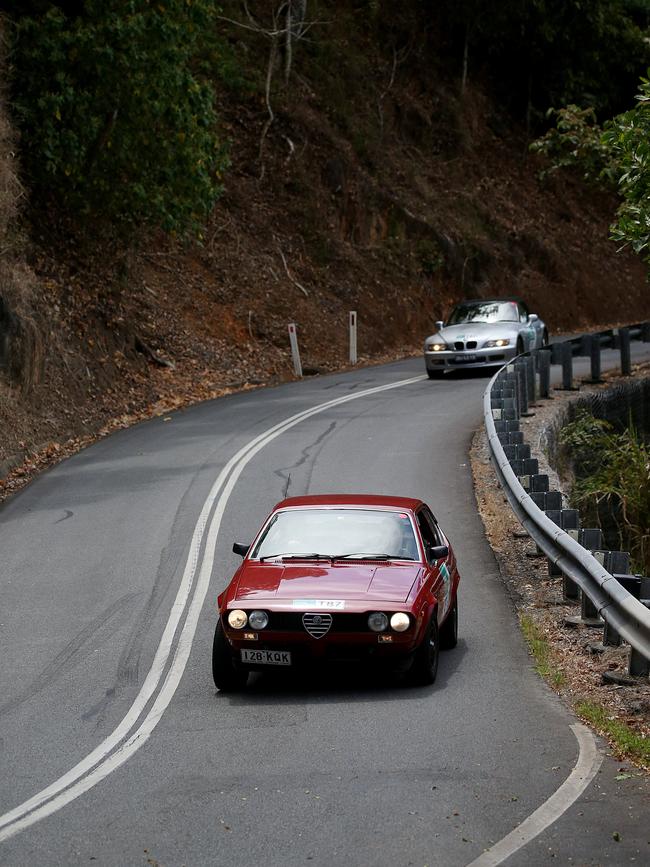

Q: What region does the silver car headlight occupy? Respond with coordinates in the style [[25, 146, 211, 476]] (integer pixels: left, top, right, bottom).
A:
[[484, 338, 511, 348], [248, 610, 269, 630], [368, 612, 389, 632], [227, 609, 248, 629], [427, 342, 448, 352]]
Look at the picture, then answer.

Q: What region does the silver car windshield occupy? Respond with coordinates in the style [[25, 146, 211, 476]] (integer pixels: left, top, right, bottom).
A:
[[447, 300, 520, 325], [251, 508, 419, 561]]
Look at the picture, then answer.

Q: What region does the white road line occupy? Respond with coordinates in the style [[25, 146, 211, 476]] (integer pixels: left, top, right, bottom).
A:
[[0, 374, 424, 842], [465, 723, 603, 867]]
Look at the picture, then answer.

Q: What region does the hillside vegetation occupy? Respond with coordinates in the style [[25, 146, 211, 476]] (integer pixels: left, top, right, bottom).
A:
[[1, 1, 650, 486]]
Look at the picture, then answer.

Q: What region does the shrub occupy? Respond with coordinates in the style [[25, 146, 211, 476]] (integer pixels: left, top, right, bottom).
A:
[[8, 1, 227, 236], [560, 408, 650, 573], [530, 105, 618, 183]]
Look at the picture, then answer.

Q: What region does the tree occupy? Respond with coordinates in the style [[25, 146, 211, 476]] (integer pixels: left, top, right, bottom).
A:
[[8, 1, 227, 236], [603, 75, 650, 266], [218, 1, 314, 177]]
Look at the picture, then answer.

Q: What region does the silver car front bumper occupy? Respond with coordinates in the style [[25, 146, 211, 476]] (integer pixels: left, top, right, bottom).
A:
[[424, 345, 517, 372]]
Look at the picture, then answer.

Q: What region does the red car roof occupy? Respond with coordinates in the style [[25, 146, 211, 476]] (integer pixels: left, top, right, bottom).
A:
[[274, 494, 423, 511]]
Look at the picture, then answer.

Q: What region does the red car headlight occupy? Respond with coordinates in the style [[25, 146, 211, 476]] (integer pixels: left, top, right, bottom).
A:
[[227, 609, 247, 629], [248, 610, 269, 630], [390, 613, 410, 632], [368, 612, 389, 632]]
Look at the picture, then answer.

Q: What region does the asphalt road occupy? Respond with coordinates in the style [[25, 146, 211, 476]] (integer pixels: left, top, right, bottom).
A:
[[1, 345, 649, 866]]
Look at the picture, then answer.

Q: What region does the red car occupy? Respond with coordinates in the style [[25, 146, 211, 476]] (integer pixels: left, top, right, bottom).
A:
[[212, 494, 460, 691]]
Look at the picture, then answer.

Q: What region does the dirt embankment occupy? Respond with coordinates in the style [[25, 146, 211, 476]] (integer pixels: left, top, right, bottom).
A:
[[1, 24, 649, 496]]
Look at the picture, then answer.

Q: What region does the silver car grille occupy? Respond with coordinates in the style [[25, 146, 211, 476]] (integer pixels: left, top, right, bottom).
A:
[[302, 612, 333, 639], [454, 341, 464, 351]]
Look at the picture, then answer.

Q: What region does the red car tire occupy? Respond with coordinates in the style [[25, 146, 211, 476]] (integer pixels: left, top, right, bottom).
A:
[[409, 614, 439, 685], [439, 597, 458, 650], [212, 620, 249, 692]]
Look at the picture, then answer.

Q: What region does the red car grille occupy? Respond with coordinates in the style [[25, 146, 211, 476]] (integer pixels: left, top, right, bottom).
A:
[[302, 612, 332, 638], [264, 612, 372, 633]]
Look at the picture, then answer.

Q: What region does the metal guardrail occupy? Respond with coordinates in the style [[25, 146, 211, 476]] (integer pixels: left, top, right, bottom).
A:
[[483, 325, 650, 679]]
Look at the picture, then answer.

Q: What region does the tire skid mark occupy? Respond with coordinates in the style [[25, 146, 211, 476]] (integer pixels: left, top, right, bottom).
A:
[[115, 440, 263, 690], [0, 593, 140, 720]]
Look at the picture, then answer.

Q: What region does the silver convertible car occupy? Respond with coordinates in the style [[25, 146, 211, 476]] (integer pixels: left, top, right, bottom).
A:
[[423, 297, 548, 378]]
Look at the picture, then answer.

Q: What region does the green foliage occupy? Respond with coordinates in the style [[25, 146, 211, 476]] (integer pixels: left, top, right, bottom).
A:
[[603, 74, 650, 263], [560, 409, 650, 572], [8, 1, 227, 236], [530, 105, 618, 183], [520, 614, 566, 689], [576, 701, 650, 764], [531, 73, 650, 273]]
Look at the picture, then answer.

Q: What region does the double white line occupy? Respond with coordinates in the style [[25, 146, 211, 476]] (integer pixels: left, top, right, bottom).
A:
[[0, 375, 424, 842]]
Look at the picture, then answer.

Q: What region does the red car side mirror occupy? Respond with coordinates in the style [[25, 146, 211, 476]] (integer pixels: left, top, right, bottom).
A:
[[429, 544, 449, 561]]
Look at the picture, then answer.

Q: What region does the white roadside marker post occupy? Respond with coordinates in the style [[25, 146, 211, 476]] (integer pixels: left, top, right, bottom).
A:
[[349, 310, 358, 365], [288, 323, 302, 377]]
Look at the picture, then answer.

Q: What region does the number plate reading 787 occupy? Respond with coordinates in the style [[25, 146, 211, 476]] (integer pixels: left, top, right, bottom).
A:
[[241, 649, 292, 665]]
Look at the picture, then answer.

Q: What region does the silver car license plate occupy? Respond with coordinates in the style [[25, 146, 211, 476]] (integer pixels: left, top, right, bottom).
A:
[[241, 649, 292, 666], [455, 354, 477, 362]]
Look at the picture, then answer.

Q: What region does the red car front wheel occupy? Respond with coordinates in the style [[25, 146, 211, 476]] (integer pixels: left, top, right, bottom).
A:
[[212, 620, 249, 692], [440, 597, 458, 650], [409, 615, 439, 685]]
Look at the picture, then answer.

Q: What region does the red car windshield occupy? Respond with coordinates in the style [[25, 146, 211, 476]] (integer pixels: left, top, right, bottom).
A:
[[250, 508, 419, 561]]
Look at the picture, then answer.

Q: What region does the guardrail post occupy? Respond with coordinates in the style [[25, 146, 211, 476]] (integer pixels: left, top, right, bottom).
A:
[[584, 334, 603, 384], [578, 334, 592, 356], [603, 621, 622, 646], [629, 648, 650, 678], [559, 342, 578, 390], [603, 574, 641, 646], [562, 522, 580, 597], [642, 322, 650, 342], [559, 509, 581, 599], [545, 510, 562, 574], [550, 342, 563, 365], [580, 592, 602, 625], [563, 575, 580, 600], [538, 349, 551, 398], [514, 360, 530, 415], [619, 326, 631, 375], [525, 355, 536, 405]]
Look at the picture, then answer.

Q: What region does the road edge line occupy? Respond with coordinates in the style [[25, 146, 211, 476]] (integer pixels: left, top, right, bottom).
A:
[[465, 723, 603, 867]]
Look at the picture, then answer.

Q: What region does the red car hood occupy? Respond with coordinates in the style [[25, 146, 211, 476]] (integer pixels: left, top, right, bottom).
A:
[[233, 562, 423, 605]]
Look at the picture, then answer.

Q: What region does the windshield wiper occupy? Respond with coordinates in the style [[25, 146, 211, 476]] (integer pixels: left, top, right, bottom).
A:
[[259, 553, 332, 562], [333, 553, 392, 560]]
